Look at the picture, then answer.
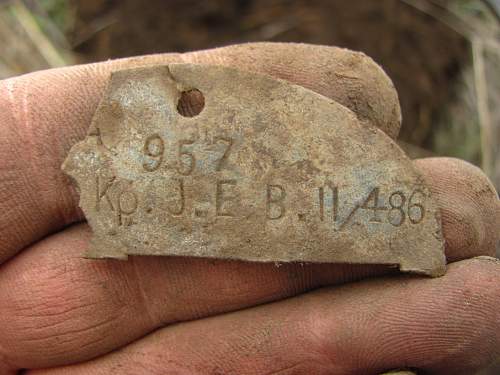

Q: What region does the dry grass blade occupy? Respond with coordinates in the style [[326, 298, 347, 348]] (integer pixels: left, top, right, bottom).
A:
[[9, 0, 68, 67], [0, 0, 75, 79], [472, 38, 495, 180]]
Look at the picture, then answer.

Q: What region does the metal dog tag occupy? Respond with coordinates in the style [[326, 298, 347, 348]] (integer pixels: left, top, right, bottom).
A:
[[63, 64, 445, 276]]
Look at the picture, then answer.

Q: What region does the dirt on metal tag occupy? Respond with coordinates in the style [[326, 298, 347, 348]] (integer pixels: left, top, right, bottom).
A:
[[63, 64, 445, 276]]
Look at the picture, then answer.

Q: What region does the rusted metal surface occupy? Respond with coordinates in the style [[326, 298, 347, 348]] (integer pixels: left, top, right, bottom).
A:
[[63, 64, 445, 276]]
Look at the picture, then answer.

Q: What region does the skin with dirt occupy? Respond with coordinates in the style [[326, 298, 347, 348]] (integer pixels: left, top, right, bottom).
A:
[[63, 64, 445, 276]]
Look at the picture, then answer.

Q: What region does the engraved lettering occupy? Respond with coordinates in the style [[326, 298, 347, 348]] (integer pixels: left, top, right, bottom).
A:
[[88, 126, 103, 145], [194, 208, 208, 218], [388, 191, 406, 227], [319, 186, 324, 220], [267, 185, 286, 220], [143, 134, 164, 172], [214, 137, 233, 171], [177, 139, 195, 175], [408, 189, 426, 224], [96, 175, 116, 211], [332, 185, 339, 223], [118, 191, 138, 215], [167, 179, 185, 216], [216, 179, 237, 217], [318, 184, 338, 222], [117, 190, 138, 226], [360, 187, 386, 223], [338, 203, 361, 230], [339, 187, 384, 230]]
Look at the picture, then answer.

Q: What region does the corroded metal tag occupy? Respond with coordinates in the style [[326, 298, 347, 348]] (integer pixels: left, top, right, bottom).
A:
[[63, 64, 445, 276]]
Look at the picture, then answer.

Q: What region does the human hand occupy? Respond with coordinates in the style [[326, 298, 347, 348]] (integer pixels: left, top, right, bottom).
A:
[[0, 43, 499, 375]]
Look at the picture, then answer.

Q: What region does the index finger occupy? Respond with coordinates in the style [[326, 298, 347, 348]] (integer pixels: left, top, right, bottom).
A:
[[0, 42, 401, 264]]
